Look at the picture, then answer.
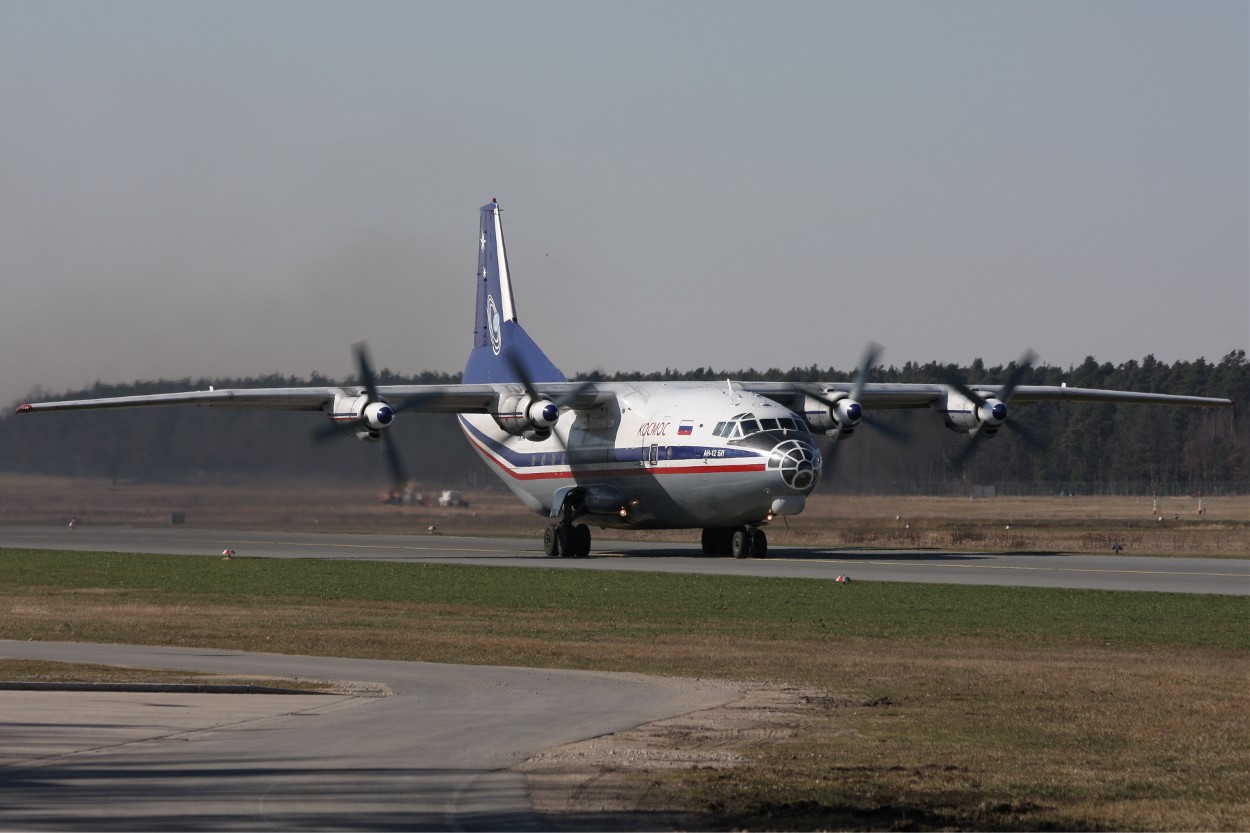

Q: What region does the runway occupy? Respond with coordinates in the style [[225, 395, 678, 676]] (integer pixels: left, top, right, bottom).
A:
[[0, 640, 736, 830], [1, 524, 1245, 595]]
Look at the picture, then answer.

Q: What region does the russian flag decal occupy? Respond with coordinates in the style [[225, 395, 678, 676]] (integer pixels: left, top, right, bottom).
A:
[[677, 421, 694, 436]]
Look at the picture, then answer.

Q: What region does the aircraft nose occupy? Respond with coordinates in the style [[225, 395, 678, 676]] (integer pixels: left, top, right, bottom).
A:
[[767, 439, 822, 492]]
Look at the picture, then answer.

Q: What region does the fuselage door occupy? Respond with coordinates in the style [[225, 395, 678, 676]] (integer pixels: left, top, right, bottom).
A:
[[638, 415, 671, 468]]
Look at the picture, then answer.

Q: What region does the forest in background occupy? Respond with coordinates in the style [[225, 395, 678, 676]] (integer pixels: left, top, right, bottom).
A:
[[1, 351, 1245, 496]]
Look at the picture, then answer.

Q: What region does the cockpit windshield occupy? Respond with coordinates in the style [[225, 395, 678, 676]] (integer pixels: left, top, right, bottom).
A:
[[711, 412, 810, 440]]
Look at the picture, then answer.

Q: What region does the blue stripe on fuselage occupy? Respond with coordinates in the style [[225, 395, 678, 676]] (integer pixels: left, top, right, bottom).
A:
[[457, 416, 762, 471]]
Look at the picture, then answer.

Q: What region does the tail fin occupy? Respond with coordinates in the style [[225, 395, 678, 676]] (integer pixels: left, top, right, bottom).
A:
[[463, 199, 566, 384]]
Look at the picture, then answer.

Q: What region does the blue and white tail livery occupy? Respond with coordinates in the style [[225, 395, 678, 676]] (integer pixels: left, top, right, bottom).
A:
[[463, 199, 565, 386], [16, 199, 1233, 559]]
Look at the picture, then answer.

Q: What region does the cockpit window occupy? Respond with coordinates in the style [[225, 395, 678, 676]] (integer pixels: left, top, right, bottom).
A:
[[717, 412, 809, 439]]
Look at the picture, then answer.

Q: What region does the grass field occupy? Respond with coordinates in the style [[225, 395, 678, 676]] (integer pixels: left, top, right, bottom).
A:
[[2, 548, 1247, 830]]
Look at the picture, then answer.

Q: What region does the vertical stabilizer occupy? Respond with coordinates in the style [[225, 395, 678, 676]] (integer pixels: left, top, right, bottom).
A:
[[463, 199, 566, 385]]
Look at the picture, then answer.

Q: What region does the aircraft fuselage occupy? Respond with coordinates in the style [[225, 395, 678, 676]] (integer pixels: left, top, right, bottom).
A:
[[459, 382, 822, 529]]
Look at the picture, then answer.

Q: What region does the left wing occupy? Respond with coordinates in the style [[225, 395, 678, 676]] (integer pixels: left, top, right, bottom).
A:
[[736, 379, 1231, 442], [737, 381, 1234, 410]]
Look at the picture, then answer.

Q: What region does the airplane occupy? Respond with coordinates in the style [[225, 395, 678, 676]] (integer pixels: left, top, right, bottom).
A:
[[17, 199, 1234, 559]]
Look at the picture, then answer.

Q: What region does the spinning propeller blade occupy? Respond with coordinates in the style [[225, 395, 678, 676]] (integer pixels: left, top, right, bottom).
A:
[[811, 342, 909, 471], [946, 349, 1040, 471], [501, 351, 594, 449], [310, 342, 422, 489]]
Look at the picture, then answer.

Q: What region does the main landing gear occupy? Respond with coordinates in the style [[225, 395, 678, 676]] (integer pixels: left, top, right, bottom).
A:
[[544, 495, 592, 558], [700, 525, 768, 559], [543, 522, 591, 558]]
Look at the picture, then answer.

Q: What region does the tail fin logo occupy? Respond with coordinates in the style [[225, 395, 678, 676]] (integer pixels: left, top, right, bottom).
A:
[[487, 294, 503, 355]]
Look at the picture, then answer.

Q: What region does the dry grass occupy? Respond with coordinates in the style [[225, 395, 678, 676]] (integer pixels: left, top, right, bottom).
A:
[[1, 473, 1246, 556], [0, 658, 339, 692], [667, 642, 1248, 831]]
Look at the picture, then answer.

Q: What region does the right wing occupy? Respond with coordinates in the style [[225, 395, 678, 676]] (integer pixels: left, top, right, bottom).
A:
[[15, 382, 613, 415]]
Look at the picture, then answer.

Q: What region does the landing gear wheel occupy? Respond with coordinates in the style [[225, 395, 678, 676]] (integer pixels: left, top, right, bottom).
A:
[[543, 525, 561, 557], [572, 523, 592, 558], [700, 528, 719, 557], [556, 524, 573, 558], [731, 529, 749, 559], [750, 529, 769, 558], [702, 527, 735, 557]]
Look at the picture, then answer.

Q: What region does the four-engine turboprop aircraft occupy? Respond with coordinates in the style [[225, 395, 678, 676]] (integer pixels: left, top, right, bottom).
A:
[[18, 199, 1233, 558]]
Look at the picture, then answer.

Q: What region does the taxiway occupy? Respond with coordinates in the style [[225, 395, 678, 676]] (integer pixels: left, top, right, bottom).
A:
[[0, 640, 735, 830]]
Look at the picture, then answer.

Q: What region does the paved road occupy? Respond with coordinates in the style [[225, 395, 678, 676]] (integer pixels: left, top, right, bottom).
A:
[[0, 640, 736, 831], [0, 524, 1245, 595]]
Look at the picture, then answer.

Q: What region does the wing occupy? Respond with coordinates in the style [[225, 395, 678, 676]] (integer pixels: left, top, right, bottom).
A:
[[16, 387, 343, 413], [15, 382, 613, 415], [737, 381, 1233, 409], [19, 379, 1227, 416]]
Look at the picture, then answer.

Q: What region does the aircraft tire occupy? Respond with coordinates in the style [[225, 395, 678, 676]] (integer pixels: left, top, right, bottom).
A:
[[750, 529, 769, 558], [573, 524, 592, 558], [731, 529, 749, 559], [703, 527, 735, 556], [700, 528, 718, 556], [556, 524, 573, 558], [543, 525, 560, 557]]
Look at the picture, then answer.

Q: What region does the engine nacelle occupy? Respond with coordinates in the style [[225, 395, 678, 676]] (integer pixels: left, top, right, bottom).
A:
[[802, 392, 863, 437], [940, 391, 1007, 436], [362, 401, 395, 430], [330, 393, 395, 441], [494, 391, 560, 439]]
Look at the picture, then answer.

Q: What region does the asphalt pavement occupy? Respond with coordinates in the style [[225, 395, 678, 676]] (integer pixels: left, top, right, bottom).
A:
[[0, 640, 737, 831]]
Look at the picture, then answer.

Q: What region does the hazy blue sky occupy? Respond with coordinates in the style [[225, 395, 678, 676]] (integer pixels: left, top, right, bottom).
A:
[[2, 0, 1246, 406]]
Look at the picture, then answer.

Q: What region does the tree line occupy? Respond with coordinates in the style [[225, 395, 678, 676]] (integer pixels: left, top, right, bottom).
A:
[[1, 351, 1245, 495]]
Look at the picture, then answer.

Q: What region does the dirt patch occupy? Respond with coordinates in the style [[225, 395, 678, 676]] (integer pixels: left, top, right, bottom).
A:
[[518, 681, 823, 830]]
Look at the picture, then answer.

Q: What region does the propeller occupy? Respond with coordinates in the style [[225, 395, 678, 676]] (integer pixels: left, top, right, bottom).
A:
[[808, 342, 909, 471], [501, 350, 596, 449], [944, 349, 1043, 471], [847, 342, 910, 445], [312, 342, 433, 490]]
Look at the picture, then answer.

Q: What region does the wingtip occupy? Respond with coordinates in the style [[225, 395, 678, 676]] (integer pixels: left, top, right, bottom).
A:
[[16, 404, 33, 414]]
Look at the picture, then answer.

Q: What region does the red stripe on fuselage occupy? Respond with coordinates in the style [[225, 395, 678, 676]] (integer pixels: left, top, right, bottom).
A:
[[460, 428, 766, 482]]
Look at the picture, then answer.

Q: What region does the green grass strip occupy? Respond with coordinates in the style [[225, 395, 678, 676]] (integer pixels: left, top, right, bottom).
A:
[[2, 549, 1246, 650]]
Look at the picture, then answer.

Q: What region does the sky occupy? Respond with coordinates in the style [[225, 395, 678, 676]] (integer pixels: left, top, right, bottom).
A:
[[2, 0, 1246, 407]]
